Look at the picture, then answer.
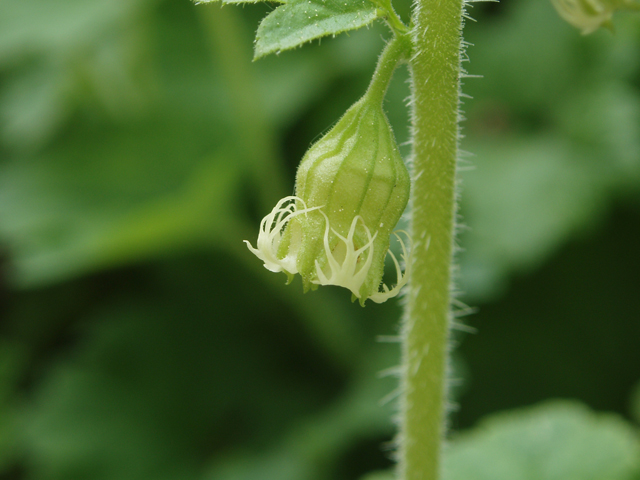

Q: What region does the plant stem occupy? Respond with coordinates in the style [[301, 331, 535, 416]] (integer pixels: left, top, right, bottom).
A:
[[364, 34, 411, 106], [398, 0, 465, 478]]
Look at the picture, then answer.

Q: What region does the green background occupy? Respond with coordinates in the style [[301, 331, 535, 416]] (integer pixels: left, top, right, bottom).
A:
[[0, 0, 639, 478]]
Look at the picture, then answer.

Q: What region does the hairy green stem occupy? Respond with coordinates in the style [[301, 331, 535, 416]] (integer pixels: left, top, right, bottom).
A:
[[372, 0, 410, 35], [398, 0, 465, 478], [364, 34, 411, 105]]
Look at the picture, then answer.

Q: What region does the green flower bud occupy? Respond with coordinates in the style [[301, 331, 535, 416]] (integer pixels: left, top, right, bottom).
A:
[[550, 0, 619, 33], [245, 93, 411, 305]]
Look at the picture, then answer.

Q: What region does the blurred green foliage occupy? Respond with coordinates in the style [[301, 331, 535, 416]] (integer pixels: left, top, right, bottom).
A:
[[443, 401, 639, 480], [0, 0, 639, 479]]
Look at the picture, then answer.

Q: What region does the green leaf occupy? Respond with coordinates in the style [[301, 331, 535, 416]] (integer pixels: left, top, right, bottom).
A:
[[0, 112, 245, 288], [443, 401, 640, 480], [457, 0, 640, 302], [16, 279, 308, 480], [631, 380, 640, 425], [0, 343, 25, 474], [203, 343, 398, 480], [458, 135, 608, 301], [195, 0, 284, 4], [0, 0, 156, 150], [254, 0, 379, 59], [0, 0, 151, 62], [358, 471, 394, 480], [0, 0, 278, 288], [14, 274, 397, 480]]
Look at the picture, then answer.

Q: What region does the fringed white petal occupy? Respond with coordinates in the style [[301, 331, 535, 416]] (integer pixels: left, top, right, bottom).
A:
[[313, 212, 377, 299], [246, 197, 410, 304], [369, 231, 411, 303], [244, 196, 319, 274]]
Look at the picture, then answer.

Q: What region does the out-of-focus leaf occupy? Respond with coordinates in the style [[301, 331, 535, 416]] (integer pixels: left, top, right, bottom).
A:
[[11, 250, 401, 480], [254, 0, 379, 59], [359, 471, 394, 480], [457, 0, 640, 301], [0, 115, 242, 287], [0, 0, 152, 61], [16, 263, 340, 480], [196, 0, 284, 4], [0, 62, 73, 150], [631, 380, 640, 425], [557, 82, 640, 177], [203, 342, 398, 480], [0, 342, 25, 473], [463, 0, 587, 117], [459, 135, 609, 300], [460, 130, 640, 301], [0, 0, 157, 149], [443, 401, 640, 480]]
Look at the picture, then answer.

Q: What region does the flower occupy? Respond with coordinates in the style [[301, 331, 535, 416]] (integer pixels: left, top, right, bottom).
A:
[[312, 211, 411, 304], [550, 0, 618, 33], [245, 93, 411, 305], [243, 195, 319, 275], [244, 197, 410, 304]]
